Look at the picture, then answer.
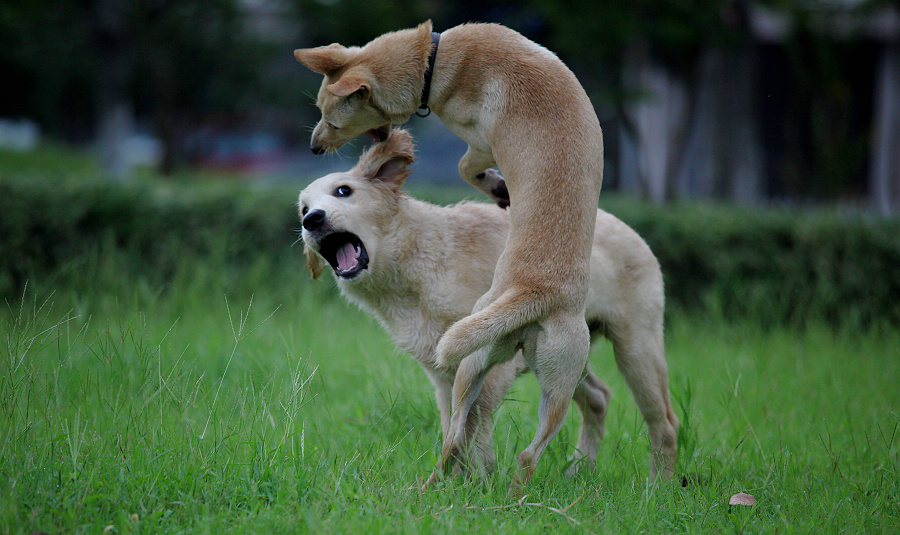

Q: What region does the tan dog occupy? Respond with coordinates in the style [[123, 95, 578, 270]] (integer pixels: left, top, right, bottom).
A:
[[299, 130, 677, 487], [295, 21, 607, 490]]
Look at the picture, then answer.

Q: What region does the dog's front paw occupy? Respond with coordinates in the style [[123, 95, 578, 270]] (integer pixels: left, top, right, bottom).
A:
[[475, 169, 510, 209]]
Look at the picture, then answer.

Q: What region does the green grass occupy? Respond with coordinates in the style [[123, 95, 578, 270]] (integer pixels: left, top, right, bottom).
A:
[[3, 271, 898, 534]]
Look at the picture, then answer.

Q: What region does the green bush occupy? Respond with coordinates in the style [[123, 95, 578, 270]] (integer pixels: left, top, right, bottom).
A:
[[2, 168, 898, 327], [0, 174, 307, 302], [603, 199, 900, 328]]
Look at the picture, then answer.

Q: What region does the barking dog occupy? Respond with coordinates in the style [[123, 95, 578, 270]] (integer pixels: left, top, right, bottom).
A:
[[295, 20, 608, 491], [299, 130, 678, 486]]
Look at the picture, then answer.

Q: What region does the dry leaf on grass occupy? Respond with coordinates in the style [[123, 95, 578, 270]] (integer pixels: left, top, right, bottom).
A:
[[729, 492, 756, 507]]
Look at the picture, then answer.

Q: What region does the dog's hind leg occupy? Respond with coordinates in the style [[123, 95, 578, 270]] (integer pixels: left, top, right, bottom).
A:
[[511, 311, 591, 495], [612, 327, 678, 479], [567, 365, 611, 476]]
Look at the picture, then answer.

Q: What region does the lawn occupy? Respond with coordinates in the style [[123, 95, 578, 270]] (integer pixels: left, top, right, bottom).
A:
[[2, 265, 898, 534]]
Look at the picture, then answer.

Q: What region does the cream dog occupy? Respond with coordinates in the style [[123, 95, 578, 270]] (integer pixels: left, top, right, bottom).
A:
[[295, 21, 608, 490], [299, 130, 677, 486]]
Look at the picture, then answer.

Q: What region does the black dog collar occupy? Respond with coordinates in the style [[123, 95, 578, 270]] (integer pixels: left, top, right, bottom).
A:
[[416, 32, 441, 118]]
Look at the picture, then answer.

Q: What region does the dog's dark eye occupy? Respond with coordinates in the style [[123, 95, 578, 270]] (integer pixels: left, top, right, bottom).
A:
[[335, 185, 352, 197], [301, 206, 308, 216], [326, 122, 340, 131]]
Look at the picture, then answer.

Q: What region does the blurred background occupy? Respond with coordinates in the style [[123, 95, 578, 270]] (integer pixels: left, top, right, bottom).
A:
[[1, 0, 898, 213]]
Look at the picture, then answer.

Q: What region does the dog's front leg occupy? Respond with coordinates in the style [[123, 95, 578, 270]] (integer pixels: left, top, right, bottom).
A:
[[425, 355, 489, 486], [458, 146, 510, 208], [427, 371, 486, 477], [423, 367, 453, 442]]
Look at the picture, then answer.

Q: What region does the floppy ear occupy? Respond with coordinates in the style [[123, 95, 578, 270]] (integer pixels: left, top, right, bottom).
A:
[[326, 73, 370, 97], [358, 129, 415, 189], [371, 156, 412, 187], [294, 44, 350, 75], [304, 243, 325, 279]]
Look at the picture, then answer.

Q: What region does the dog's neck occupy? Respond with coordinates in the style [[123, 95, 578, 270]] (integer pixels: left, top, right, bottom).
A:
[[416, 32, 441, 118]]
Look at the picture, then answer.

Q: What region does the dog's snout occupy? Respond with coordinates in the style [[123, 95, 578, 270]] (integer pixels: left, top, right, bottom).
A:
[[311, 144, 326, 155], [302, 209, 326, 231]]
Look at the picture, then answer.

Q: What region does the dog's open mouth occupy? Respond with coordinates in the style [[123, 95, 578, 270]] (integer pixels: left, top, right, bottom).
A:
[[366, 125, 390, 143], [318, 232, 369, 279]]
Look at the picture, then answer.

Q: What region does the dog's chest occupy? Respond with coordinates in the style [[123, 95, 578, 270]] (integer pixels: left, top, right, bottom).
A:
[[343, 288, 445, 363], [381, 305, 446, 363]]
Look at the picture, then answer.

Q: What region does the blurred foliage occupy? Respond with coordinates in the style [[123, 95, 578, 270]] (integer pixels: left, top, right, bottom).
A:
[[2, 146, 898, 328], [0, 0, 896, 202], [0, 0, 287, 170], [290, 0, 547, 45], [772, 10, 877, 201], [291, 0, 431, 45], [529, 0, 746, 77], [527, 0, 891, 203]]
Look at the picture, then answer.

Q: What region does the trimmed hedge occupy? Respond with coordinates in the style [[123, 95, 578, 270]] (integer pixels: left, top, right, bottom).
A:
[[0, 176, 305, 301], [2, 175, 898, 327], [605, 200, 900, 327]]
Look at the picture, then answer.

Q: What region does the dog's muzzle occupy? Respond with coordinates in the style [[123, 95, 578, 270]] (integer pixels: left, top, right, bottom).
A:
[[318, 232, 369, 279], [303, 210, 369, 279]]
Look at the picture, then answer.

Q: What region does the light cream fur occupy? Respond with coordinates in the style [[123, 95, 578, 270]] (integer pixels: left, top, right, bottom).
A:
[[299, 130, 678, 489], [295, 21, 607, 491]]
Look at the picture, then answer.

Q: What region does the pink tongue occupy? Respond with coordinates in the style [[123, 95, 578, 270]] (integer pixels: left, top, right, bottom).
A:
[[336, 242, 360, 272]]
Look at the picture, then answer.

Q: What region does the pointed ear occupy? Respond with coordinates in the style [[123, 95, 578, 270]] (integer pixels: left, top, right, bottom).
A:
[[358, 129, 415, 188], [326, 74, 370, 97], [304, 244, 325, 279], [294, 44, 350, 75]]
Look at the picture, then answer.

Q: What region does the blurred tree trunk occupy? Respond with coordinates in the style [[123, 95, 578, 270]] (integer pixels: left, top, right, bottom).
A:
[[618, 43, 689, 204], [869, 40, 900, 215], [96, 98, 134, 181], [94, 0, 134, 182], [154, 65, 180, 176], [677, 46, 763, 203], [619, 43, 763, 204]]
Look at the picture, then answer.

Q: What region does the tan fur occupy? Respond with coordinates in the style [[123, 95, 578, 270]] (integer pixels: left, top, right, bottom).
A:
[[295, 21, 609, 492], [298, 130, 678, 489]]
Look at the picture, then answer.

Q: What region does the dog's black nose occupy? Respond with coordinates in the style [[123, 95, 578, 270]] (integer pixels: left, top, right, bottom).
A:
[[302, 209, 326, 231], [311, 144, 326, 155]]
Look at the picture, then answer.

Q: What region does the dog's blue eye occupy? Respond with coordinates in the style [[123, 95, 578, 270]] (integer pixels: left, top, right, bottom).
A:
[[335, 185, 352, 197]]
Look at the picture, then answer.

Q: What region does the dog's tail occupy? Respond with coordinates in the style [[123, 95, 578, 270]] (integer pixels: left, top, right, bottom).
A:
[[435, 288, 548, 367]]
